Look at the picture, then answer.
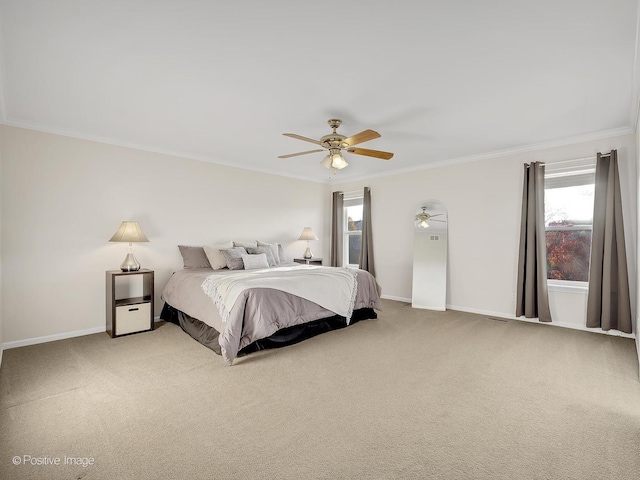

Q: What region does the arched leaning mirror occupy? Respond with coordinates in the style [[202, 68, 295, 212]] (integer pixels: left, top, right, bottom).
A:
[[412, 200, 448, 311]]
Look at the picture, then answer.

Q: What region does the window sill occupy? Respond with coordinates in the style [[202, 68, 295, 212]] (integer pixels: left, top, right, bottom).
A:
[[547, 280, 588, 295]]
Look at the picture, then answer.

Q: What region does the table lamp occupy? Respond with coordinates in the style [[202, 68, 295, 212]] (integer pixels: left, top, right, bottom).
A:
[[298, 227, 318, 259], [109, 221, 149, 271]]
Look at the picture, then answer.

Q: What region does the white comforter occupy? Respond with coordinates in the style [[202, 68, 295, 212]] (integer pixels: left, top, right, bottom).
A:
[[201, 265, 358, 323]]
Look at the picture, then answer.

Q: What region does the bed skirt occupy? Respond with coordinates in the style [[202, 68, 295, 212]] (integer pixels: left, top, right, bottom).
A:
[[160, 302, 377, 357]]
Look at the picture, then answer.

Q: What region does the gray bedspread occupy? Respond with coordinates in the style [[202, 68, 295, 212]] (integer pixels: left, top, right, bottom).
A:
[[161, 265, 381, 365]]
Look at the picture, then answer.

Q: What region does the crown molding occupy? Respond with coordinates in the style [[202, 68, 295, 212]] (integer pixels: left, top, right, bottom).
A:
[[331, 126, 635, 184], [0, 119, 634, 186], [0, 119, 329, 184]]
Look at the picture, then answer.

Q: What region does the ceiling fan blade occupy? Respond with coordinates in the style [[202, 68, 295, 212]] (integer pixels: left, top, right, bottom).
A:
[[429, 219, 446, 222], [278, 149, 325, 159], [346, 147, 394, 160], [342, 129, 381, 147], [283, 133, 322, 145]]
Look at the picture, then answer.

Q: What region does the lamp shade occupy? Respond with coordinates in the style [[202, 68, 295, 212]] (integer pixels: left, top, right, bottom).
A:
[[298, 227, 319, 241], [331, 153, 348, 169], [109, 221, 149, 243], [321, 151, 348, 170]]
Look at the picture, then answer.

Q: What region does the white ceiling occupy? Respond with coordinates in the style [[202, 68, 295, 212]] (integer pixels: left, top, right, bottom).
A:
[[1, 1, 638, 183]]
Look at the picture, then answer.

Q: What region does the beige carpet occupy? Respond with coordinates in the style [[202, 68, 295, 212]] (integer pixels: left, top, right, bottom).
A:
[[1, 299, 639, 480]]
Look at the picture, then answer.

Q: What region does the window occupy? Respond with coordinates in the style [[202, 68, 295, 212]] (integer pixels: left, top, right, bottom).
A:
[[343, 195, 363, 267], [544, 169, 595, 282]]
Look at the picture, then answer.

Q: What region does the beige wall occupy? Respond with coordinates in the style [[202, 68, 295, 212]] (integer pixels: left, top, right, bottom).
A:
[[0, 126, 329, 345], [1, 124, 636, 349], [332, 134, 637, 329], [0, 126, 3, 365]]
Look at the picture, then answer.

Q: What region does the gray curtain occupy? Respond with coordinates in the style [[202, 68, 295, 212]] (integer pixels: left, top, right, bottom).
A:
[[586, 150, 632, 333], [330, 191, 344, 267], [516, 162, 552, 322], [359, 187, 376, 276]]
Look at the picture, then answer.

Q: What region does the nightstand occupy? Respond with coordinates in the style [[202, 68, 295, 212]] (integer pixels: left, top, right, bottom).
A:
[[106, 269, 154, 338], [294, 258, 323, 266]]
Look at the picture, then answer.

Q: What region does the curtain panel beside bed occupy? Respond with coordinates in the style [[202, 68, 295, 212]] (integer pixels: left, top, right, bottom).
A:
[[359, 186, 376, 277], [331, 191, 344, 267], [586, 150, 632, 333], [516, 161, 552, 322]]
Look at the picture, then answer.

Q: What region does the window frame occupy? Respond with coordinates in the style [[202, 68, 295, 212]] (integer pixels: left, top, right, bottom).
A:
[[343, 194, 363, 268], [544, 167, 595, 288]]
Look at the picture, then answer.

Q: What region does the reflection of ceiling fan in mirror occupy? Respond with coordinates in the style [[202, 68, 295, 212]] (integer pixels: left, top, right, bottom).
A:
[[415, 206, 445, 229], [278, 119, 394, 174]]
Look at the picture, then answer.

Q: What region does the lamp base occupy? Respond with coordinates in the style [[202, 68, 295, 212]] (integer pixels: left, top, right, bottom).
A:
[[120, 253, 141, 272], [303, 246, 313, 259]]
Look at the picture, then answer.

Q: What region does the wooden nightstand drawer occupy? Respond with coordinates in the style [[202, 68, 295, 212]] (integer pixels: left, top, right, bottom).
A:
[[115, 303, 151, 336]]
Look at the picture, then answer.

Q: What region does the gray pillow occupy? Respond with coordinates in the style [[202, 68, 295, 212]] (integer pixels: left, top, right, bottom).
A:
[[178, 245, 211, 269], [221, 247, 248, 270], [241, 253, 270, 270], [234, 240, 258, 249], [246, 246, 276, 266]]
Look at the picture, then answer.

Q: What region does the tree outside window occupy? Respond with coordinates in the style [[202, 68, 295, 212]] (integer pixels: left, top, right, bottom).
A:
[[544, 174, 594, 282]]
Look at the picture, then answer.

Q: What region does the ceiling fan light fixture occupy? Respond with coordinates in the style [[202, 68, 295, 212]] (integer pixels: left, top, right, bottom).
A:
[[322, 150, 348, 170], [280, 119, 392, 172], [332, 153, 348, 169], [418, 219, 429, 228]]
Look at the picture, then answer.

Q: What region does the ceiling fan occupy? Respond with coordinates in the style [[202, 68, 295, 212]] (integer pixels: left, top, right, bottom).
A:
[[415, 206, 445, 229], [278, 119, 394, 173]]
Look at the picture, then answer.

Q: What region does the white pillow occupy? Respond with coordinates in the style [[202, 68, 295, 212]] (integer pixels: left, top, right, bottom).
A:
[[234, 240, 258, 249], [241, 253, 269, 270], [257, 240, 280, 264], [203, 241, 234, 270], [246, 247, 276, 266], [277, 243, 286, 263]]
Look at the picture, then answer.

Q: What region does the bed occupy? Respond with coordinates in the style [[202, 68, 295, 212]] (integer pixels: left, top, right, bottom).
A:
[[160, 263, 381, 365]]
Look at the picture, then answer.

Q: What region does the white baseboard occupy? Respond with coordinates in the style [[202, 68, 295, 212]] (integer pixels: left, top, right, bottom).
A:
[[382, 299, 635, 339], [2, 316, 164, 351], [2, 326, 106, 350], [381, 297, 516, 318], [380, 294, 412, 303], [446, 304, 515, 320], [1, 307, 632, 352], [447, 304, 635, 338], [510, 315, 635, 338]]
